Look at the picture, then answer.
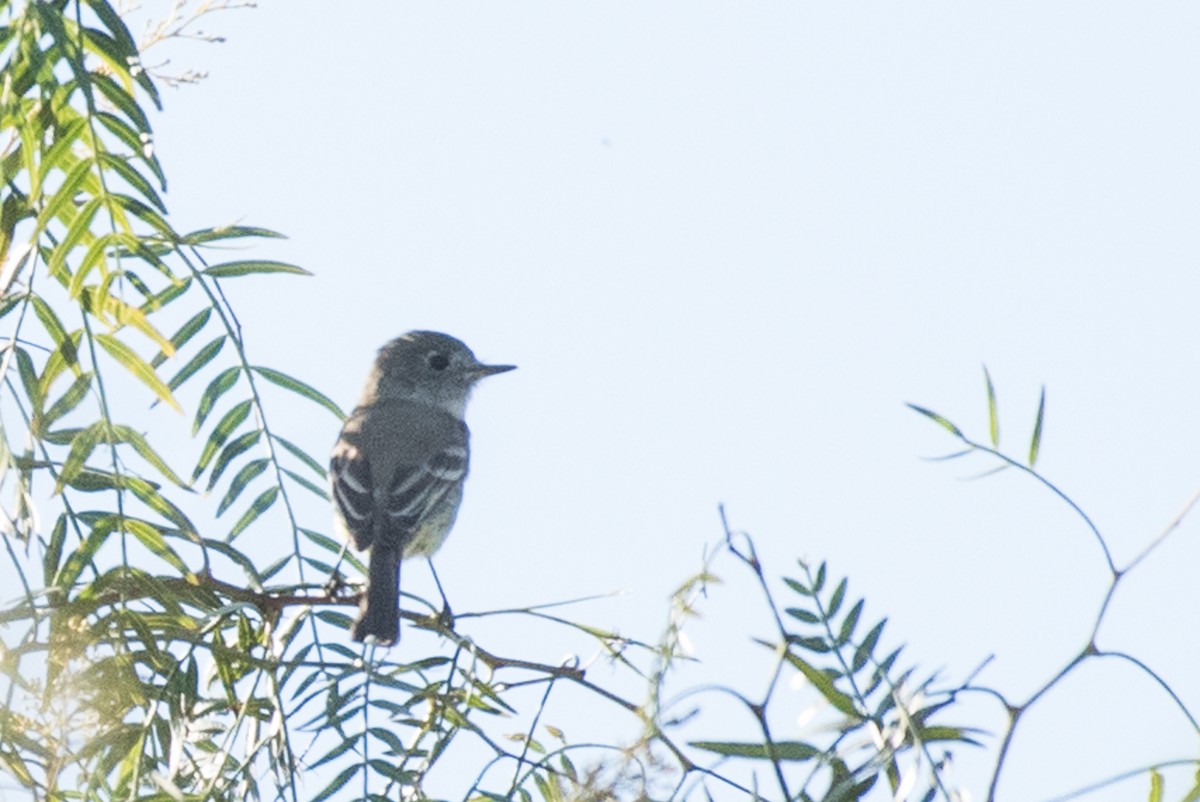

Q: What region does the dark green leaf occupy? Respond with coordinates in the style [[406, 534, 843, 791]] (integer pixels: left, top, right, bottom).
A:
[[37, 371, 92, 433], [180, 225, 286, 245], [203, 260, 311, 278], [152, 308, 212, 368], [272, 433, 328, 478], [783, 650, 859, 717], [227, 486, 279, 542], [786, 607, 820, 624], [281, 467, 329, 500], [252, 365, 343, 419], [217, 458, 270, 516], [784, 576, 812, 597], [206, 427, 261, 492], [165, 336, 226, 396], [111, 424, 188, 488], [56, 422, 103, 493], [690, 740, 820, 761], [200, 539, 263, 589], [193, 366, 241, 434], [43, 515, 68, 586], [827, 577, 847, 618], [837, 599, 863, 646], [852, 619, 887, 673]]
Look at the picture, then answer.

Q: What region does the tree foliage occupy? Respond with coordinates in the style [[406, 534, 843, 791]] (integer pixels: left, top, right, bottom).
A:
[[0, 4, 1195, 802]]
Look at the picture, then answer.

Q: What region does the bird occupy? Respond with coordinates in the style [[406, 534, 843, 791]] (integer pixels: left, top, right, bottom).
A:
[[330, 331, 514, 645]]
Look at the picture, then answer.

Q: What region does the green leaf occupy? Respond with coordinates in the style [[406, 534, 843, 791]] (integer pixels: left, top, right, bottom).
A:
[[309, 763, 357, 802], [111, 425, 188, 488], [852, 619, 886, 673], [193, 366, 241, 434], [983, 365, 999, 447], [252, 365, 343, 419], [152, 309, 212, 368], [690, 740, 820, 761], [56, 422, 103, 493], [786, 607, 820, 624], [94, 333, 181, 412], [35, 159, 91, 229], [14, 345, 41, 410], [95, 111, 164, 186], [30, 293, 72, 351], [200, 539, 264, 589], [827, 577, 847, 618], [203, 259, 311, 278], [905, 403, 964, 439], [193, 398, 254, 482], [217, 458, 270, 516], [81, 289, 175, 356], [784, 577, 812, 598], [281, 467, 329, 500], [813, 561, 826, 592], [50, 196, 102, 281], [89, 71, 153, 136], [1029, 386, 1046, 467], [272, 433, 328, 478], [1148, 768, 1163, 802], [36, 371, 93, 434], [43, 515, 68, 586], [125, 518, 188, 574], [126, 476, 199, 538], [837, 599, 863, 646], [226, 486, 279, 542], [167, 335, 225, 392], [180, 225, 287, 245], [99, 148, 165, 212], [207, 429, 263, 494], [782, 650, 859, 718], [55, 513, 116, 589]]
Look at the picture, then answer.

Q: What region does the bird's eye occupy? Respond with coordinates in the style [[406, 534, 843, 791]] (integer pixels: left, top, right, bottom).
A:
[[427, 353, 449, 371]]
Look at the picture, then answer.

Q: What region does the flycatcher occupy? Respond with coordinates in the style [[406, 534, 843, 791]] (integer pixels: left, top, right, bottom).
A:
[[330, 331, 514, 644]]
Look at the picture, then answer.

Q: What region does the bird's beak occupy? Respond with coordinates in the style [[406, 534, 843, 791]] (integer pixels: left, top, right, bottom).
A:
[[474, 363, 516, 378]]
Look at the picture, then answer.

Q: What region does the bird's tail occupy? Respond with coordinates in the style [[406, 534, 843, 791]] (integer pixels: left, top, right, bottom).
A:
[[352, 546, 401, 645]]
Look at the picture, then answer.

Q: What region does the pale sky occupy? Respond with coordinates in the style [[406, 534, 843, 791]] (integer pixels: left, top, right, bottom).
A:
[[139, 3, 1200, 799]]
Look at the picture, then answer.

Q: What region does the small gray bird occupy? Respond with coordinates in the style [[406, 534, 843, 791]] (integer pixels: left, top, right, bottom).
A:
[[330, 331, 515, 644]]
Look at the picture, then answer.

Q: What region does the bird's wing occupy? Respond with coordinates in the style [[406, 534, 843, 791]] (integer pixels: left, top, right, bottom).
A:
[[330, 441, 375, 550], [382, 444, 468, 547]]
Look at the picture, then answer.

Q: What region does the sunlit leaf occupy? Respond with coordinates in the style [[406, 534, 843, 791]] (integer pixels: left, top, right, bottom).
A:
[[1029, 386, 1046, 467], [984, 365, 999, 447], [905, 403, 964, 438], [782, 649, 860, 717], [95, 333, 181, 412], [125, 518, 188, 574]]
